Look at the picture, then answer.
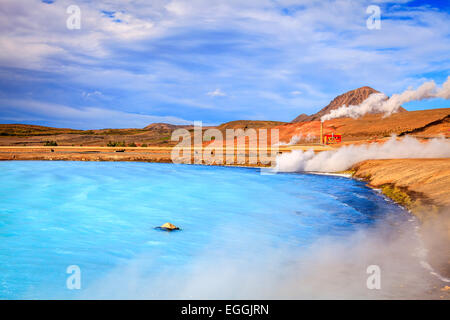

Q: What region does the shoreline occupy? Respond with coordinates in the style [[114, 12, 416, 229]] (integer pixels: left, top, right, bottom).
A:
[[3, 154, 447, 218], [2, 150, 448, 211]]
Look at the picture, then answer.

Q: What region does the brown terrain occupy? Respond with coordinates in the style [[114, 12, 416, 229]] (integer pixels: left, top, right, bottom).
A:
[[0, 123, 183, 147], [1, 108, 448, 148], [0, 120, 285, 147], [216, 120, 285, 130], [277, 108, 450, 144]]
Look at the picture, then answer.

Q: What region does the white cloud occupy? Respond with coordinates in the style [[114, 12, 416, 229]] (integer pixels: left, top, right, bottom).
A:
[[82, 90, 103, 98], [2, 0, 448, 81], [0, 0, 159, 69], [165, 1, 192, 16], [0, 98, 193, 129], [0, 0, 449, 125], [206, 88, 226, 97]]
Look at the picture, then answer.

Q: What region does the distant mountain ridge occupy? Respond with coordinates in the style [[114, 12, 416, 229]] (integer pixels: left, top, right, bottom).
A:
[[144, 123, 181, 130], [292, 86, 406, 123], [216, 120, 286, 130]]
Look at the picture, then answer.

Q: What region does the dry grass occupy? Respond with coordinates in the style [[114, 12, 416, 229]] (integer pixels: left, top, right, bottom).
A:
[[352, 158, 450, 213]]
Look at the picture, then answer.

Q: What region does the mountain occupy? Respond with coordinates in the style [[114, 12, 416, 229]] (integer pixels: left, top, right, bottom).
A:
[[144, 123, 180, 130], [216, 120, 286, 130], [292, 86, 406, 123]]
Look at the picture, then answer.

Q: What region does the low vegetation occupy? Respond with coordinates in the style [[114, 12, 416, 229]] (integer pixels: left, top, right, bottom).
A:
[[43, 141, 58, 146], [95, 129, 148, 135], [0, 124, 82, 136], [336, 169, 356, 175], [107, 141, 126, 147], [381, 184, 414, 209]]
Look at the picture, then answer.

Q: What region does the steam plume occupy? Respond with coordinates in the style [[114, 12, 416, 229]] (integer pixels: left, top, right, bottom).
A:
[[277, 133, 317, 146], [80, 211, 448, 299], [321, 76, 450, 122], [275, 136, 450, 173]]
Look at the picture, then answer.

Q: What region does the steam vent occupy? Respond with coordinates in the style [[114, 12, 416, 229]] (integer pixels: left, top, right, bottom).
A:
[[155, 222, 181, 231]]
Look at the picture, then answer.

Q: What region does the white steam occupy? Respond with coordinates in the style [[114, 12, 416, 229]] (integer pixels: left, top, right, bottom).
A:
[[277, 133, 317, 146], [321, 76, 450, 122], [79, 211, 448, 299], [275, 136, 450, 173]]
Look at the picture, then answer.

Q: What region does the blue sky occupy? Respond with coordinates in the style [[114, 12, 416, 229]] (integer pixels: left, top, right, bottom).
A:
[[0, 0, 449, 129]]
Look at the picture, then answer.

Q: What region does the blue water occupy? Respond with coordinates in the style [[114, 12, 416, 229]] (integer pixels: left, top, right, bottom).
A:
[[0, 161, 410, 299]]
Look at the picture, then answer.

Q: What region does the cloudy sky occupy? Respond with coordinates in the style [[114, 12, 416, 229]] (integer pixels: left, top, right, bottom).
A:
[[0, 0, 449, 129]]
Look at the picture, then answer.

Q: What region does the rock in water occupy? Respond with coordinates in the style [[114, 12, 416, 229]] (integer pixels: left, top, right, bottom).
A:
[[156, 222, 180, 231]]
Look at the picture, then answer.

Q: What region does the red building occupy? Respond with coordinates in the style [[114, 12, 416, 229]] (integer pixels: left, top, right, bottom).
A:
[[323, 133, 342, 145]]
